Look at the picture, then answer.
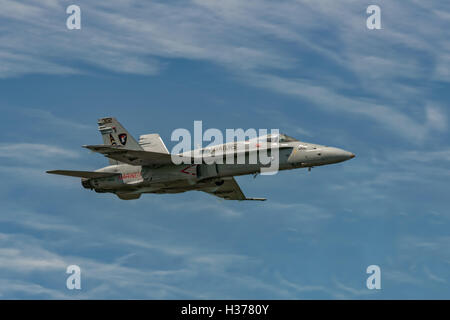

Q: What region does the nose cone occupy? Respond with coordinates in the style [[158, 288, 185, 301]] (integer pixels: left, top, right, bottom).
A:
[[324, 147, 355, 163], [341, 149, 355, 159]]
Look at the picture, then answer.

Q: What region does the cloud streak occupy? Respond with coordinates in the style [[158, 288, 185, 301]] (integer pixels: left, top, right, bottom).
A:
[[0, 1, 448, 142], [0, 143, 80, 161]]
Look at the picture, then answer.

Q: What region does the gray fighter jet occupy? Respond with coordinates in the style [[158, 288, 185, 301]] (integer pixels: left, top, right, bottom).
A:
[[47, 117, 355, 200]]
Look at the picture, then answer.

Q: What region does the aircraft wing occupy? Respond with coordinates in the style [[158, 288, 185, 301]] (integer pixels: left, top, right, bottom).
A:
[[200, 177, 266, 201], [83, 145, 192, 166], [46, 170, 120, 179], [83, 144, 289, 167]]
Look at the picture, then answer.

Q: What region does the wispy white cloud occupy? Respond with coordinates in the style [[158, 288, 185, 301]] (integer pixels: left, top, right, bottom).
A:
[[139, 196, 244, 217], [17, 108, 91, 131], [264, 201, 332, 223], [1, 0, 448, 142], [332, 279, 377, 299], [0, 206, 81, 233], [275, 272, 329, 295], [0, 229, 293, 299], [379, 235, 450, 288], [0, 143, 80, 161], [383, 270, 422, 286], [425, 104, 448, 132], [399, 236, 450, 258], [0, 237, 67, 273], [246, 73, 448, 142], [253, 108, 313, 137], [0, 279, 69, 299], [423, 266, 447, 284], [390, 148, 450, 163], [1, 0, 450, 299]]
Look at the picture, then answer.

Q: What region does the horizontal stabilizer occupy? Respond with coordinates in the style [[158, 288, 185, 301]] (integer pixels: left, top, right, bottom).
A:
[[46, 170, 119, 179]]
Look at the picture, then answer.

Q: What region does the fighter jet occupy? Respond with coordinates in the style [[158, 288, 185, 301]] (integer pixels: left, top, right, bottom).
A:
[[47, 117, 355, 201]]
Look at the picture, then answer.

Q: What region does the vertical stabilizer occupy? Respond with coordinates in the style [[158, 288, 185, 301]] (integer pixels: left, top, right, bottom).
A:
[[97, 117, 143, 164], [139, 134, 170, 154]]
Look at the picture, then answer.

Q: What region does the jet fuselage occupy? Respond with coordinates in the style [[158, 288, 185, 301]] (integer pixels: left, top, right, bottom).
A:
[[48, 117, 355, 201], [82, 141, 354, 195]]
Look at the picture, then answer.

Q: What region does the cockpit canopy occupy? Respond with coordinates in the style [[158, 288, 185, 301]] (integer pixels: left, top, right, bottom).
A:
[[279, 134, 298, 143], [256, 133, 299, 143]]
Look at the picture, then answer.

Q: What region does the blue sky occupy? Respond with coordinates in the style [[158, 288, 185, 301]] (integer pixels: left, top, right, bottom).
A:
[[0, 0, 449, 299]]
